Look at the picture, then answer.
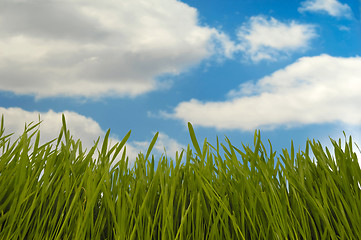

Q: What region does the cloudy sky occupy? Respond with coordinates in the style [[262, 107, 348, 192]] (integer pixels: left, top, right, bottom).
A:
[[1, 0, 360, 164]]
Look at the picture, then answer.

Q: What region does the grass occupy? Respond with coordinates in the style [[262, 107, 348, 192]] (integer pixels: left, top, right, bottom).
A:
[[1, 114, 361, 239]]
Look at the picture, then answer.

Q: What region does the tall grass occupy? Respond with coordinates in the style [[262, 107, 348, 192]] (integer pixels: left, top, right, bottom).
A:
[[1, 115, 361, 239]]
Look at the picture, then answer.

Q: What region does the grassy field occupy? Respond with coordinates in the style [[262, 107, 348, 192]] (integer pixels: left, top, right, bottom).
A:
[[1, 115, 361, 239]]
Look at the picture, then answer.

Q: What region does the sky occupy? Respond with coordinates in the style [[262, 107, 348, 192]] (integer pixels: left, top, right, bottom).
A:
[[1, 0, 361, 165]]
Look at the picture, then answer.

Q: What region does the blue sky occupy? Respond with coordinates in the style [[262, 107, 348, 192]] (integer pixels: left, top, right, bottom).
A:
[[0, 0, 360, 163]]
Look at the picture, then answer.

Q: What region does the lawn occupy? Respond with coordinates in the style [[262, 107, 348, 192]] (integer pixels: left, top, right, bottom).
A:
[[1, 115, 361, 239]]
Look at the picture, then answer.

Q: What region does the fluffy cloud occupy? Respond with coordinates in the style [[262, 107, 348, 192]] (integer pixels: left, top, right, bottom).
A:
[[0, 0, 230, 99], [168, 54, 361, 131], [0, 108, 103, 147], [0, 107, 185, 164], [236, 16, 317, 62], [132, 132, 186, 158], [298, 0, 352, 18]]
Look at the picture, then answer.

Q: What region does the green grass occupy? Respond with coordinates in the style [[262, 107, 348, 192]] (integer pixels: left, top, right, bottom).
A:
[[1, 114, 361, 239]]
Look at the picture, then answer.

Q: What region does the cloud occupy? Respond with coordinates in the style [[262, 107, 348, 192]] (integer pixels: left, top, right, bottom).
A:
[[0, 107, 104, 147], [298, 0, 353, 18], [0, 0, 231, 99], [168, 54, 361, 131], [236, 16, 317, 62], [132, 132, 187, 158], [0, 107, 185, 165]]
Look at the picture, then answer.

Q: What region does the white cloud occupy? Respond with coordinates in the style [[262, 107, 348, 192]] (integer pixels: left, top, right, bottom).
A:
[[208, 31, 243, 59], [0, 0, 231, 99], [338, 25, 350, 31], [0, 107, 185, 165], [298, 0, 352, 18], [236, 16, 317, 62], [132, 132, 187, 159], [0, 107, 104, 147], [168, 54, 361, 131]]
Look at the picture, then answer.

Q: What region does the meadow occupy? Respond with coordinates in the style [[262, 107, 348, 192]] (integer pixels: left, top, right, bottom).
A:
[[1, 115, 361, 239]]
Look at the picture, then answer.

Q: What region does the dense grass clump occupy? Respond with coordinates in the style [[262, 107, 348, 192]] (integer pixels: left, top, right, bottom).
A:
[[1, 115, 361, 239]]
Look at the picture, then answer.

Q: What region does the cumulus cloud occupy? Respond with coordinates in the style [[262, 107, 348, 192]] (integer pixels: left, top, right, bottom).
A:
[[131, 132, 186, 158], [0, 107, 185, 165], [168, 54, 361, 131], [236, 16, 317, 62], [0, 0, 231, 99], [298, 0, 353, 18], [0, 108, 103, 147]]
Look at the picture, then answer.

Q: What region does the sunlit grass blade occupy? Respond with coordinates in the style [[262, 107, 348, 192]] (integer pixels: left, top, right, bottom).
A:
[[187, 122, 202, 158], [145, 132, 159, 161]]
